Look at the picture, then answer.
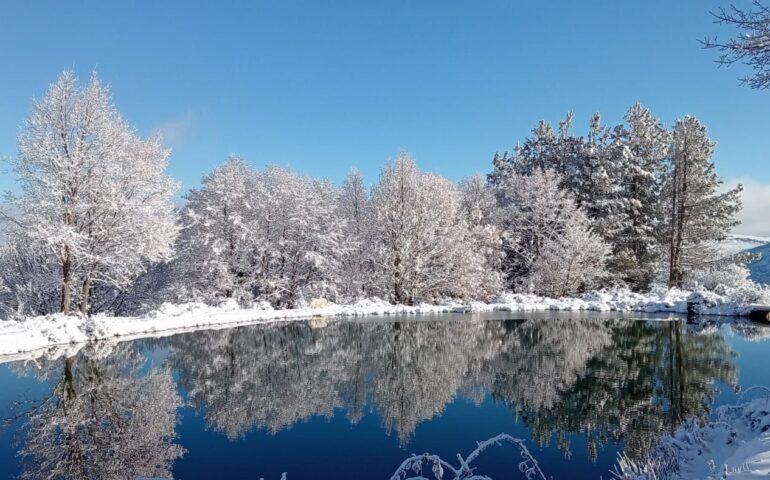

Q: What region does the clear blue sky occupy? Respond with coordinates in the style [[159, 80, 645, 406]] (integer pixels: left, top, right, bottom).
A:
[[0, 0, 768, 195]]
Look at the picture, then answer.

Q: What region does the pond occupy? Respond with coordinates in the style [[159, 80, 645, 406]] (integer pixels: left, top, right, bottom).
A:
[[1, 312, 769, 479]]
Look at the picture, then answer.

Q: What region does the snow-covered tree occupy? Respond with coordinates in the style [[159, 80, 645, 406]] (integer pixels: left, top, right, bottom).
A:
[[175, 156, 258, 303], [173, 161, 343, 307], [525, 209, 610, 297], [662, 116, 742, 287], [7, 71, 178, 315], [369, 153, 500, 304], [494, 168, 608, 293], [0, 231, 61, 317], [609, 103, 670, 290], [458, 174, 497, 227], [458, 174, 503, 287], [251, 166, 343, 306], [489, 113, 627, 261], [336, 168, 371, 300]]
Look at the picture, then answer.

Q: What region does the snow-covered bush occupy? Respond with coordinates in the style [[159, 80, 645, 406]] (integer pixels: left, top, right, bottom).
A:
[[390, 433, 547, 480], [526, 211, 611, 297], [685, 254, 770, 306], [494, 168, 609, 296], [614, 387, 770, 480]]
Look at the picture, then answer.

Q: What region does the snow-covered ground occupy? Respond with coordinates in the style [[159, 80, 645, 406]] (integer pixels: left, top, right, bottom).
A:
[[719, 234, 770, 257], [720, 234, 770, 284], [617, 388, 770, 480], [0, 287, 764, 362]]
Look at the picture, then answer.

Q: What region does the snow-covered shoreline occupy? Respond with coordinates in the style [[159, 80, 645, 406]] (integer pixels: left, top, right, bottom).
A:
[[0, 287, 762, 362], [617, 388, 770, 479]]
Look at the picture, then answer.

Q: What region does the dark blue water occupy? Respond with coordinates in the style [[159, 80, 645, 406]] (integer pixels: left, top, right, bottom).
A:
[[0, 312, 767, 480]]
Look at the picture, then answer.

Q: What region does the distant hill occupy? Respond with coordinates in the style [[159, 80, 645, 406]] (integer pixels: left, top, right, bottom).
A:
[[747, 243, 770, 285], [721, 234, 770, 284]]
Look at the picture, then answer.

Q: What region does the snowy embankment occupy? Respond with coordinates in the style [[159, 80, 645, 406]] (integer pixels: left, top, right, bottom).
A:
[[617, 388, 770, 480], [0, 286, 763, 361]]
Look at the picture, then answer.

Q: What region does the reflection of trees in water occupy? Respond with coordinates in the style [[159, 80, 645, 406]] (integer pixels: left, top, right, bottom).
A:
[[510, 320, 737, 461], [490, 318, 614, 412], [1, 317, 739, 476], [10, 344, 184, 480], [171, 319, 498, 443], [168, 316, 737, 459]]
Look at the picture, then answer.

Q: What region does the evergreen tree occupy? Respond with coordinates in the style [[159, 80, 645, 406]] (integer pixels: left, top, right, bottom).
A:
[[662, 116, 742, 287], [611, 103, 670, 289]]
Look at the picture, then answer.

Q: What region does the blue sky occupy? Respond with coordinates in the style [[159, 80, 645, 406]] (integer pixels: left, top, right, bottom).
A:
[[0, 1, 768, 232]]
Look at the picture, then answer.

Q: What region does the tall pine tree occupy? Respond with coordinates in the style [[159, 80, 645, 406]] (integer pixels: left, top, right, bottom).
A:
[[610, 103, 670, 289], [662, 116, 742, 288]]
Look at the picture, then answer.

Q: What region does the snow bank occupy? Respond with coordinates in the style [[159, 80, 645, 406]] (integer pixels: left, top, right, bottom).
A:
[[486, 286, 761, 316], [0, 286, 765, 361], [616, 387, 770, 480]]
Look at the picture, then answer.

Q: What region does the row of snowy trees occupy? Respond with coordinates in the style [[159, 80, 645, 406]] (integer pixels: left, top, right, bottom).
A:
[[171, 154, 502, 307], [489, 105, 742, 291], [0, 71, 745, 316]]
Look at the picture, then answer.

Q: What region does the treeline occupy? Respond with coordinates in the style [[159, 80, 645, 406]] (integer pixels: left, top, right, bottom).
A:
[[0, 72, 743, 317]]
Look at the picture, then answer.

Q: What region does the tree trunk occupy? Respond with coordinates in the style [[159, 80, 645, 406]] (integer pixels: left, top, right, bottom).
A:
[[668, 135, 687, 288], [671, 143, 689, 288], [79, 274, 92, 316], [60, 246, 73, 314]]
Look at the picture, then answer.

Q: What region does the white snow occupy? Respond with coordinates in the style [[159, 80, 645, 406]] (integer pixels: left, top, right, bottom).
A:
[[617, 388, 770, 479], [1, 286, 765, 363], [719, 234, 770, 257], [719, 234, 770, 285]]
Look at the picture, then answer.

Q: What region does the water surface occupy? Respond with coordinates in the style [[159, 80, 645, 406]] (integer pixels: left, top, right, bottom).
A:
[[1, 312, 768, 479]]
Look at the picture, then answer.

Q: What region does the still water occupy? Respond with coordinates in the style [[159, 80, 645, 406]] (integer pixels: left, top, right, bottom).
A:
[[1, 312, 768, 479]]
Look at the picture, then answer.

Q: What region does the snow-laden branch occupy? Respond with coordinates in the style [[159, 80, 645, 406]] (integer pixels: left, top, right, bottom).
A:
[[390, 433, 548, 480]]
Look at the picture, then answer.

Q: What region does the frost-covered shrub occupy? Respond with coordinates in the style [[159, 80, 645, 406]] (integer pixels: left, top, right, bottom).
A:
[[0, 232, 62, 318], [390, 433, 547, 480], [525, 210, 610, 298], [686, 256, 770, 305], [495, 168, 610, 297]]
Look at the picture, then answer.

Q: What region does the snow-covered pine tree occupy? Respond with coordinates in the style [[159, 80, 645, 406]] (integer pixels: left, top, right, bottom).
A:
[[9, 71, 178, 315], [488, 120, 561, 190], [662, 115, 742, 288], [610, 103, 670, 290], [489, 113, 627, 260], [566, 112, 628, 245]]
